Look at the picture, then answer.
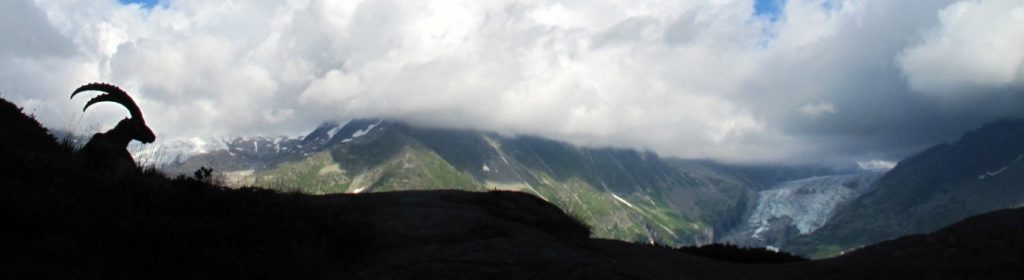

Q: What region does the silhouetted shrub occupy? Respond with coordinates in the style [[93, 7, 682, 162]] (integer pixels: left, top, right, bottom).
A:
[[675, 243, 807, 264]]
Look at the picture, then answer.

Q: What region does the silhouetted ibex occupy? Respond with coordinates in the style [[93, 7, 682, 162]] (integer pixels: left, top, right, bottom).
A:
[[72, 83, 155, 176]]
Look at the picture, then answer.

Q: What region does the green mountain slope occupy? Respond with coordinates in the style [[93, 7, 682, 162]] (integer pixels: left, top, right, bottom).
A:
[[170, 120, 765, 246]]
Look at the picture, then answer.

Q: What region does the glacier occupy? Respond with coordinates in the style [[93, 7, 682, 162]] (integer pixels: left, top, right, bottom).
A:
[[724, 172, 882, 247]]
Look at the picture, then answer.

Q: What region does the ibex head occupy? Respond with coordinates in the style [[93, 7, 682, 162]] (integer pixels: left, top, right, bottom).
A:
[[71, 83, 155, 144]]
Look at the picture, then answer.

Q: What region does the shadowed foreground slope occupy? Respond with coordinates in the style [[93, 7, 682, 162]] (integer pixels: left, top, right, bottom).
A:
[[1, 97, 1022, 279]]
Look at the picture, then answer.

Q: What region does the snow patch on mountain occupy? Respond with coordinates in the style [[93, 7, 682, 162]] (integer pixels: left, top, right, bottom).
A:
[[978, 155, 1022, 180], [611, 194, 639, 210], [352, 120, 381, 138], [341, 120, 382, 143], [326, 126, 341, 139]]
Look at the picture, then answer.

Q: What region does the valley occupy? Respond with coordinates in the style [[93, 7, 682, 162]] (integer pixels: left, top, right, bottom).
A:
[[129, 118, 1024, 258], [133, 119, 885, 250]]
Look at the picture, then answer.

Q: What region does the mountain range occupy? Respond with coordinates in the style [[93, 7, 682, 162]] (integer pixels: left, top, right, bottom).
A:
[[141, 119, 764, 245], [3, 96, 1023, 279], [129, 119, 890, 251], [132, 117, 1024, 256]]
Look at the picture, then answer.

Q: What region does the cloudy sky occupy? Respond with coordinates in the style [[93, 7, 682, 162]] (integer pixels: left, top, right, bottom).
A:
[[1, 0, 1022, 165]]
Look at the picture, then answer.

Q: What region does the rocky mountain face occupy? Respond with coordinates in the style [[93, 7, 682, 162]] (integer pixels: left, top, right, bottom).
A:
[[787, 120, 1024, 258], [137, 119, 861, 247]]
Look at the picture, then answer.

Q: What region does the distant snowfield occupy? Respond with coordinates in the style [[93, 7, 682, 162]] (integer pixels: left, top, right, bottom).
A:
[[130, 136, 229, 166]]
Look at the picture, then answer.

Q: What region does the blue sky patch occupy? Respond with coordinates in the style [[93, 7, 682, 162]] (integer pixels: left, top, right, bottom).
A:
[[753, 0, 785, 22], [119, 0, 159, 9]]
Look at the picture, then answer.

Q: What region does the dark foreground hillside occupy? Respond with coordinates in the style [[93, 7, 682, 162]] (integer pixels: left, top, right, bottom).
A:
[[1, 97, 1022, 279]]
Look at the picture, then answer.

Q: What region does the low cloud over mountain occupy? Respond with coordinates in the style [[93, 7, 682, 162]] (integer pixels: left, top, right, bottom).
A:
[[2, 0, 1023, 164]]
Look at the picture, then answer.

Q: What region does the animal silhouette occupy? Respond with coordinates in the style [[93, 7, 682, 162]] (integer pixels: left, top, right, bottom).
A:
[[72, 83, 155, 176]]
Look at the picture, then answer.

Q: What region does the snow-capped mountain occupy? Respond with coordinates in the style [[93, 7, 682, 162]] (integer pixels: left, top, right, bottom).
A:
[[129, 121, 379, 171], [129, 137, 229, 167]]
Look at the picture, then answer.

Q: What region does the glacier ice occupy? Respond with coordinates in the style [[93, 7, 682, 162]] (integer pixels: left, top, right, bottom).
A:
[[745, 172, 882, 240]]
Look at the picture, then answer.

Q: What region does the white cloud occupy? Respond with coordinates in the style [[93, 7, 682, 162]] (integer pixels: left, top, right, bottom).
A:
[[1, 0, 1023, 164], [899, 0, 1024, 95], [300, 69, 361, 106], [857, 160, 896, 170], [799, 102, 837, 117]]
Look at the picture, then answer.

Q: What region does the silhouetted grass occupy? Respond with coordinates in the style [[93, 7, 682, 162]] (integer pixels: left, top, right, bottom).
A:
[[675, 243, 807, 264], [0, 97, 374, 279]]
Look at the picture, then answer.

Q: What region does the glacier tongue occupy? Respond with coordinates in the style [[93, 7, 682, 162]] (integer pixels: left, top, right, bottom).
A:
[[725, 172, 882, 246], [752, 175, 861, 236]]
